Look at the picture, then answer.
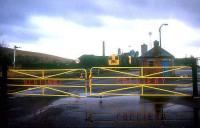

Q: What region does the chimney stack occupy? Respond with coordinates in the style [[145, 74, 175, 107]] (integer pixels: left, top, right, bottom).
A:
[[154, 40, 159, 47], [103, 41, 105, 56], [118, 48, 122, 55], [141, 44, 148, 56]]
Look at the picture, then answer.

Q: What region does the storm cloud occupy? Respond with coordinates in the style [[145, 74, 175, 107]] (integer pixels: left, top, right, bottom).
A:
[[0, 0, 200, 42]]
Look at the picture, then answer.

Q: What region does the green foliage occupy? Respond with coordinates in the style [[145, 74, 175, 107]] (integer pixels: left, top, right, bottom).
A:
[[174, 56, 196, 66], [79, 55, 108, 68], [79, 54, 141, 68], [0, 43, 12, 66], [0, 43, 74, 69], [15, 55, 74, 69]]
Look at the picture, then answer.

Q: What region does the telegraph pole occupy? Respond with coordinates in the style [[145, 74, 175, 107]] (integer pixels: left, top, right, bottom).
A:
[[13, 45, 20, 68]]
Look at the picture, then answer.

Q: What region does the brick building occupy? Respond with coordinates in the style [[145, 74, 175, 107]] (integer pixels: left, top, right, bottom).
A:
[[141, 40, 174, 76]]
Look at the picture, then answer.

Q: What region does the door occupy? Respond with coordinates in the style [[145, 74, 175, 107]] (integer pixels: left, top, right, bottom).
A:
[[162, 61, 170, 76]]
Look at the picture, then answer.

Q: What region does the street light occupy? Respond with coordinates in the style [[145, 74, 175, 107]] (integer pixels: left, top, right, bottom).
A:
[[159, 23, 168, 48], [13, 45, 20, 68]]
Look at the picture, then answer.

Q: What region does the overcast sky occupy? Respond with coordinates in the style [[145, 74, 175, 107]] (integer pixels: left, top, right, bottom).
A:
[[1, 0, 200, 59]]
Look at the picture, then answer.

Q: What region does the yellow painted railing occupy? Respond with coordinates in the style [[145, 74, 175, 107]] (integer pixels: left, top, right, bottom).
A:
[[8, 69, 87, 98], [89, 66, 192, 96], [7, 66, 193, 97]]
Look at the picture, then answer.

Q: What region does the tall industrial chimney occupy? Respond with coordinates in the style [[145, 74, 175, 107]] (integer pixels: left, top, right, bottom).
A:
[[118, 48, 122, 55], [103, 41, 105, 56], [141, 44, 148, 56], [148, 32, 152, 50]]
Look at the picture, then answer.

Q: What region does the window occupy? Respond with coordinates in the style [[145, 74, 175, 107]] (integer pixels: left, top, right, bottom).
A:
[[149, 61, 154, 66]]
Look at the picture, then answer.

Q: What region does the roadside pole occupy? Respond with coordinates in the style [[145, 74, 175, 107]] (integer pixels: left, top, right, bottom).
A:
[[0, 62, 8, 127], [192, 58, 198, 97], [192, 58, 199, 127]]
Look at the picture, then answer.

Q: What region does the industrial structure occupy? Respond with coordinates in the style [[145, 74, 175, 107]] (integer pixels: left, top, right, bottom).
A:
[[141, 44, 148, 56], [108, 54, 120, 65], [102, 41, 105, 56]]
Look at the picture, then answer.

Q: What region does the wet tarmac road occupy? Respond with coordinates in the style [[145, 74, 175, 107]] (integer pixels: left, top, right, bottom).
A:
[[7, 95, 200, 128], [4, 68, 200, 127]]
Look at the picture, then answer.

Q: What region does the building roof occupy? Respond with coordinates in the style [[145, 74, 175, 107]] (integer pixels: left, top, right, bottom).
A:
[[141, 41, 174, 58]]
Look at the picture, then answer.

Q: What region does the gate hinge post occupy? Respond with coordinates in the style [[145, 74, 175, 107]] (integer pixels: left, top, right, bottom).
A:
[[192, 58, 198, 97]]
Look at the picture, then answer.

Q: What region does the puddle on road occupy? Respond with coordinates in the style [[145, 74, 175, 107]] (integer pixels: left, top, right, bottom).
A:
[[8, 96, 200, 128]]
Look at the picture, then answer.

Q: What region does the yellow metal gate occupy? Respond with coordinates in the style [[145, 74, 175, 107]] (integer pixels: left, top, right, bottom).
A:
[[89, 66, 192, 96], [7, 66, 193, 97], [8, 69, 87, 98]]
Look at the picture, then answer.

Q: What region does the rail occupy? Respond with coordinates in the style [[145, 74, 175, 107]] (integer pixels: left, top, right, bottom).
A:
[[7, 69, 87, 98], [89, 66, 192, 96]]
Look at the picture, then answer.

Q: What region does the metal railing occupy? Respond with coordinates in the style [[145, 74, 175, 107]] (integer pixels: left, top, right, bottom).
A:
[[89, 66, 192, 96], [8, 69, 87, 98], [7, 66, 194, 97]]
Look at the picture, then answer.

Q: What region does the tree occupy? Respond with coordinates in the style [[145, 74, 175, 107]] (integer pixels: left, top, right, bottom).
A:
[[79, 55, 108, 68]]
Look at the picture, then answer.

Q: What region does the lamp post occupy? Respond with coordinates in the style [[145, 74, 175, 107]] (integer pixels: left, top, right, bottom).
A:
[[159, 23, 168, 48], [13, 45, 20, 68]]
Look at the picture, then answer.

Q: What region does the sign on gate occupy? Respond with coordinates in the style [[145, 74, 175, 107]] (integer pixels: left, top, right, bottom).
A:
[[89, 66, 192, 96], [7, 69, 87, 97]]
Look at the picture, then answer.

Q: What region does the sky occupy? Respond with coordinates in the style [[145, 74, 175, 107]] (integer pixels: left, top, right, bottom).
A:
[[0, 0, 200, 59]]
